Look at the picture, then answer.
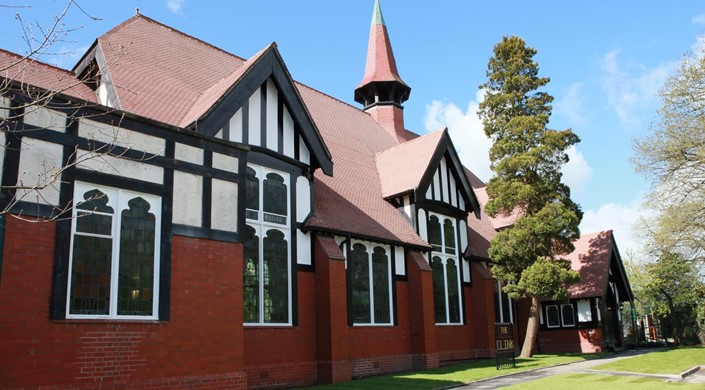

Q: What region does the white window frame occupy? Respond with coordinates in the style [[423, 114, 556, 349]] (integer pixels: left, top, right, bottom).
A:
[[345, 240, 394, 326], [496, 280, 513, 324], [66, 182, 161, 320], [428, 212, 463, 325], [245, 164, 292, 326], [560, 303, 576, 327], [545, 304, 560, 328], [577, 299, 593, 323]]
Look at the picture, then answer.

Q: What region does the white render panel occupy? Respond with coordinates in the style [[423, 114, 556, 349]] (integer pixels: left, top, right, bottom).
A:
[[283, 106, 295, 158], [77, 152, 164, 184], [212, 153, 239, 173], [173, 171, 202, 226], [334, 235, 346, 247], [230, 108, 243, 143], [17, 138, 63, 205], [298, 136, 310, 165], [462, 258, 471, 283], [459, 220, 468, 253], [266, 79, 278, 151], [23, 106, 66, 132], [418, 208, 427, 241], [214, 129, 223, 139], [402, 195, 412, 221], [0, 96, 9, 119], [440, 157, 449, 203], [296, 176, 311, 223], [425, 186, 432, 200], [433, 169, 441, 201], [211, 179, 238, 232], [459, 195, 465, 211], [248, 88, 261, 146], [79, 118, 165, 156], [449, 174, 457, 208], [297, 230, 312, 266], [175, 143, 203, 165], [395, 246, 405, 276]]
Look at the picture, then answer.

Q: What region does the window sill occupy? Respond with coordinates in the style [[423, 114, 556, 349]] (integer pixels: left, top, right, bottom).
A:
[[351, 323, 395, 328], [244, 323, 294, 328], [435, 323, 465, 327], [54, 318, 165, 325]]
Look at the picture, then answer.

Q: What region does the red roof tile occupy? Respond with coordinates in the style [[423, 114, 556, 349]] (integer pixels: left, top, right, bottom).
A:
[[0, 49, 97, 102], [298, 83, 429, 248], [375, 128, 446, 198], [95, 15, 245, 127], [565, 230, 614, 299]]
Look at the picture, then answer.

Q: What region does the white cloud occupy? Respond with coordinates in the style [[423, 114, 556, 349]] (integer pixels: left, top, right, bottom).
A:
[[580, 198, 646, 256], [555, 82, 588, 127], [599, 50, 675, 132], [167, 0, 185, 13], [562, 146, 592, 197], [423, 89, 493, 182], [692, 13, 705, 25]]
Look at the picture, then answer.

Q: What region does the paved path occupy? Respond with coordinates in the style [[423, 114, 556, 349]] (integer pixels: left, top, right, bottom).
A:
[[457, 349, 705, 389]]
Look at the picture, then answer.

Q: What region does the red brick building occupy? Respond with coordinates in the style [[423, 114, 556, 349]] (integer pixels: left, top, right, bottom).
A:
[[0, 1, 632, 389]]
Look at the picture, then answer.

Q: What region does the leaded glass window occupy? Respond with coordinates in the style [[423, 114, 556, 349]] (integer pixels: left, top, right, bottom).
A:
[[244, 164, 291, 325], [431, 256, 446, 323], [347, 240, 393, 325], [494, 280, 513, 324], [561, 304, 576, 327], [67, 183, 161, 319], [428, 212, 463, 325], [546, 305, 560, 328]]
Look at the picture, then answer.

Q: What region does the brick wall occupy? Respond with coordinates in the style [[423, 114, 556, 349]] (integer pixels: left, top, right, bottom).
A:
[[0, 217, 246, 389]]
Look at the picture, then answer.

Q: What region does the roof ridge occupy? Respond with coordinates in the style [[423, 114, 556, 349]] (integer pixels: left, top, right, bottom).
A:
[[102, 14, 246, 62], [293, 80, 364, 113], [375, 127, 446, 157], [0, 48, 77, 75]]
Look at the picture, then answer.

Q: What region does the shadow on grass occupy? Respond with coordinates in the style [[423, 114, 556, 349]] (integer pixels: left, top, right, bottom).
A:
[[310, 353, 603, 390]]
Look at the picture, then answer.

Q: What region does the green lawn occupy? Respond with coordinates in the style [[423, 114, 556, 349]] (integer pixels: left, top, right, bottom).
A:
[[505, 373, 704, 390], [309, 353, 601, 390], [592, 346, 705, 375]]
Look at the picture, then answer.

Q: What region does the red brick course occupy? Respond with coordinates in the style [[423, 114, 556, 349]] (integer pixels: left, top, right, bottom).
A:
[[0, 217, 246, 389]]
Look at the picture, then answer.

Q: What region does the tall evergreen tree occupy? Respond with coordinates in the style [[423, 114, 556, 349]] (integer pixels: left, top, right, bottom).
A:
[[478, 36, 583, 357]]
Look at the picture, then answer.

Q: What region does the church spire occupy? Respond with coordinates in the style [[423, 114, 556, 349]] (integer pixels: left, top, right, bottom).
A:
[[354, 0, 411, 108]]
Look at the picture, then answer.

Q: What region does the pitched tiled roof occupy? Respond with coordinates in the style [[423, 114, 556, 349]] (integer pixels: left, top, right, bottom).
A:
[[0, 49, 97, 102], [375, 128, 445, 198], [299, 83, 429, 248], [179, 43, 274, 128], [565, 230, 614, 299], [94, 15, 245, 127], [473, 185, 520, 230]]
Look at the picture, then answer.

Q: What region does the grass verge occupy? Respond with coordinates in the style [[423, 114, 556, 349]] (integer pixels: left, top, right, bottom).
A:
[[505, 372, 704, 389], [309, 353, 603, 390], [592, 346, 704, 375]]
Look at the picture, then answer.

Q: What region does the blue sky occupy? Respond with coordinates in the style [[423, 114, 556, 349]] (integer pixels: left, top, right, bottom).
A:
[[2, 1, 704, 256]]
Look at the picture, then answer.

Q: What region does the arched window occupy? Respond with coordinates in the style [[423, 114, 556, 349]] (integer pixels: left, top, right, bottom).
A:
[[118, 197, 156, 316], [244, 164, 291, 325], [351, 243, 371, 324], [67, 183, 161, 319], [428, 212, 463, 325], [348, 241, 393, 325]]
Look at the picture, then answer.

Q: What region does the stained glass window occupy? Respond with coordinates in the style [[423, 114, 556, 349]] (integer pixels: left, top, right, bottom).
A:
[[348, 241, 392, 325], [428, 212, 462, 325], [244, 164, 291, 325], [372, 246, 390, 324], [351, 243, 371, 324], [68, 184, 160, 319], [432, 256, 446, 323]]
